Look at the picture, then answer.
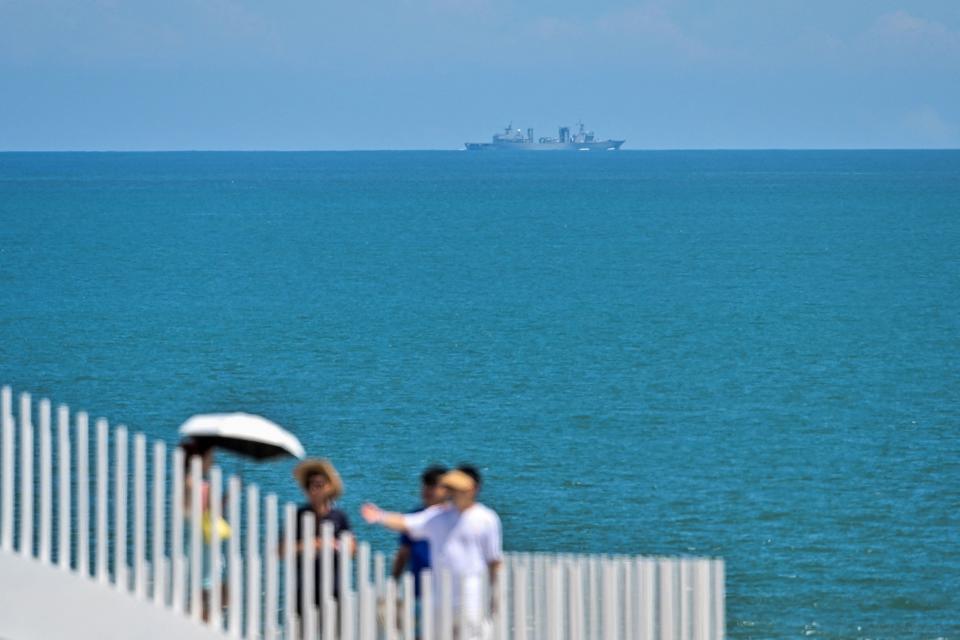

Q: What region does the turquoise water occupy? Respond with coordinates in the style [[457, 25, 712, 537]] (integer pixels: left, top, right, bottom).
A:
[[1, 151, 958, 638]]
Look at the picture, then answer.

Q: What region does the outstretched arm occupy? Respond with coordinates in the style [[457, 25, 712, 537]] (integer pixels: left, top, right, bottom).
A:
[[361, 503, 408, 533]]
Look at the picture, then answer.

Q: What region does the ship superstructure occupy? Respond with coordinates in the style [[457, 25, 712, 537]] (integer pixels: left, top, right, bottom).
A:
[[465, 122, 624, 151]]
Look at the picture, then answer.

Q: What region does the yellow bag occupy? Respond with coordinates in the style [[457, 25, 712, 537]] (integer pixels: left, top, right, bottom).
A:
[[202, 513, 232, 543]]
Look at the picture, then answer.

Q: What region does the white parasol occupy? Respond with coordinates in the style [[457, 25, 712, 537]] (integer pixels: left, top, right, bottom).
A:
[[178, 412, 306, 460]]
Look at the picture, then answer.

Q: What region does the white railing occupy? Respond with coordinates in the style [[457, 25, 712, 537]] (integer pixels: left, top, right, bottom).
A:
[[0, 386, 725, 639]]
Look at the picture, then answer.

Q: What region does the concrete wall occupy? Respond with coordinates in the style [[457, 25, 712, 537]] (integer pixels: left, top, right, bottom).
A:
[[0, 552, 227, 640]]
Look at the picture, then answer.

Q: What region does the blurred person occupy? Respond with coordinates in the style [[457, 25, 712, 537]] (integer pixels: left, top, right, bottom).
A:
[[281, 459, 356, 624], [391, 464, 448, 589], [180, 438, 229, 622], [362, 465, 502, 640]]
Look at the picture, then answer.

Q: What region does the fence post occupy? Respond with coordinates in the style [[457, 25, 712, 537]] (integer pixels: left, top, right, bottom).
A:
[[320, 520, 334, 640], [439, 569, 453, 640], [114, 426, 129, 591], [75, 412, 89, 577], [133, 433, 147, 598], [693, 560, 711, 640], [550, 557, 565, 640], [712, 560, 725, 640], [533, 555, 544, 639], [374, 551, 385, 600], [494, 556, 507, 640], [681, 558, 693, 640], [283, 502, 297, 638], [152, 441, 167, 605], [1, 386, 13, 553], [227, 475, 242, 637], [264, 493, 279, 640], [420, 569, 434, 640], [622, 557, 634, 640], [188, 454, 203, 620], [637, 557, 655, 640], [457, 575, 468, 640], [512, 562, 527, 640], [171, 446, 185, 613], [56, 404, 72, 570], [247, 484, 262, 639], [658, 558, 676, 640], [95, 418, 109, 584], [38, 398, 52, 564], [602, 558, 618, 640], [339, 531, 354, 640], [366, 574, 377, 640], [18, 392, 33, 558], [577, 554, 585, 631], [356, 541, 372, 640], [402, 570, 415, 640], [384, 577, 397, 640], [564, 556, 573, 640], [373, 549, 385, 640], [588, 556, 599, 640], [209, 467, 224, 630], [323, 599, 337, 640], [301, 511, 317, 640]]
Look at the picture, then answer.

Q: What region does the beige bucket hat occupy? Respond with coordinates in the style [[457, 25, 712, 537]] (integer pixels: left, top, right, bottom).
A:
[[439, 469, 476, 492]]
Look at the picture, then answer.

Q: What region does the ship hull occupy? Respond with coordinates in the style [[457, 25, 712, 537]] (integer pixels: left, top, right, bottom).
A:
[[465, 140, 625, 151]]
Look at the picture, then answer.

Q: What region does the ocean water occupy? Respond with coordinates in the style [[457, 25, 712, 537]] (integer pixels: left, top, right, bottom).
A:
[[0, 150, 958, 638]]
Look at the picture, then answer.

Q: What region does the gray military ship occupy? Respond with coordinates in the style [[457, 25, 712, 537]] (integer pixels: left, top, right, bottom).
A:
[[465, 122, 624, 151]]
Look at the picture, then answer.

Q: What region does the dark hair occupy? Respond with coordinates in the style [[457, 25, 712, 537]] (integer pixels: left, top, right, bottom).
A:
[[456, 464, 481, 487], [304, 470, 328, 488], [179, 438, 213, 470], [421, 465, 448, 487]]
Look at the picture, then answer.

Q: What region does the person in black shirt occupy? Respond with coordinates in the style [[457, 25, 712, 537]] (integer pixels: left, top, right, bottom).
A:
[[282, 459, 355, 618]]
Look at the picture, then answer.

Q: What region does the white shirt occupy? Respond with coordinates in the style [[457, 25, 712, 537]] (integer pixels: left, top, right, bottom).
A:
[[403, 502, 502, 580]]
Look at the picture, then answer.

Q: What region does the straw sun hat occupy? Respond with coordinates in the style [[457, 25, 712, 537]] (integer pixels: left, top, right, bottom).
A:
[[293, 459, 343, 499]]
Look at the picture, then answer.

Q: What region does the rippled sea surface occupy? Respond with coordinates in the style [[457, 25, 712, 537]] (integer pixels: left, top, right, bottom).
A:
[[1, 151, 958, 638]]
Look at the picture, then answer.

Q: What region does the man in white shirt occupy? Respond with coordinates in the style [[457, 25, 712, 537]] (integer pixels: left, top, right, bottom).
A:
[[361, 465, 502, 639]]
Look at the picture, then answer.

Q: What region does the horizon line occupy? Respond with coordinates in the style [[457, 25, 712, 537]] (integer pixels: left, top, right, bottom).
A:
[[2, 147, 959, 153]]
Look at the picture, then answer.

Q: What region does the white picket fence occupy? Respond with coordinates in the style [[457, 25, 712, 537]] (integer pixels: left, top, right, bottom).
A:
[[0, 387, 725, 639]]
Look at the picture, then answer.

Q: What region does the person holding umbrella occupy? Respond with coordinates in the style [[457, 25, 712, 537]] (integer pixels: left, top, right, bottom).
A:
[[178, 412, 306, 621], [179, 437, 229, 622]]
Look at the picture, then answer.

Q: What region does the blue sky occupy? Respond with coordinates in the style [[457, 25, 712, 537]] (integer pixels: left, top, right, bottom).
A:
[[1, 0, 958, 150]]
